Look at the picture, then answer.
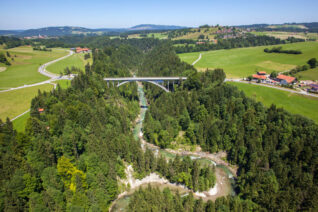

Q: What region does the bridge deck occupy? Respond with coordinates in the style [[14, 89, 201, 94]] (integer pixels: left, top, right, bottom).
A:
[[103, 77, 187, 81]]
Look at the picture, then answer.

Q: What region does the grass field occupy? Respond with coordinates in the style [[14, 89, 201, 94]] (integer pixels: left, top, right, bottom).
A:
[[147, 32, 168, 39], [251, 31, 318, 40], [228, 82, 318, 123], [13, 112, 30, 132], [46, 52, 92, 74], [53, 79, 72, 89], [179, 42, 318, 78], [0, 84, 53, 122], [266, 24, 307, 30], [295, 67, 318, 80], [172, 27, 217, 40], [0, 46, 68, 89]]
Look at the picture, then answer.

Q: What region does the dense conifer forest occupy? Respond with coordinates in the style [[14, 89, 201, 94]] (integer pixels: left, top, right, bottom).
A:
[[1, 38, 318, 211], [141, 44, 318, 211]]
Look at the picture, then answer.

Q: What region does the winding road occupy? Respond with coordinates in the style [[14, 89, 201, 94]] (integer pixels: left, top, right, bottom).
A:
[[1, 50, 74, 121], [0, 50, 74, 93]]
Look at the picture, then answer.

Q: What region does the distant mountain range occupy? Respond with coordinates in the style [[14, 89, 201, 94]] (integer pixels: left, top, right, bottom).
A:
[[0, 24, 187, 37]]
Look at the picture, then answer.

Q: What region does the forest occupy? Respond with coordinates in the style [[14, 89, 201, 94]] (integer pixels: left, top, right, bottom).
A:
[[264, 46, 302, 54], [141, 43, 318, 211], [0, 36, 30, 49], [174, 35, 304, 53], [128, 186, 259, 212], [1, 38, 318, 211], [0, 40, 215, 211]]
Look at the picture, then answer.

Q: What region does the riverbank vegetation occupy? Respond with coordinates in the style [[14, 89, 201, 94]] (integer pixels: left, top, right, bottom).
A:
[[1, 38, 318, 211], [0, 40, 217, 211], [128, 186, 259, 211], [142, 42, 318, 211]]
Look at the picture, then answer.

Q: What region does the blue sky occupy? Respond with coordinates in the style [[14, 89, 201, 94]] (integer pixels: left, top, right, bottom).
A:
[[1, 0, 317, 29]]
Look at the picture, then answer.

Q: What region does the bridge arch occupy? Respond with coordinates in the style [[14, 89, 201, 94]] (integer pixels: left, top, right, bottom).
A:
[[117, 80, 170, 92]]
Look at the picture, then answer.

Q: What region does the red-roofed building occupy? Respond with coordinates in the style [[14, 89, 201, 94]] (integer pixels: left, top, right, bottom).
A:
[[38, 108, 44, 113], [75, 47, 91, 53], [252, 74, 267, 80], [257, 71, 267, 75], [276, 75, 296, 85]]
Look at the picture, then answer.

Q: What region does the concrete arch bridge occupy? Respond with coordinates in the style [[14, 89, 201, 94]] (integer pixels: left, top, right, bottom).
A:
[[103, 77, 187, 92]]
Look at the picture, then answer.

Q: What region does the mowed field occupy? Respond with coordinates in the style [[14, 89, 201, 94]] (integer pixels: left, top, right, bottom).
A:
[[13, 112, 30, 132], [172, 27, 217, 40], [0, 46, 68, 89], [46, 52, 92, 74], [295, 67, 318, 80], [0, 84, 53, 122], [228, 82, 318, 123], [179, 42, 318, 78], [251, 31, 318, 40]]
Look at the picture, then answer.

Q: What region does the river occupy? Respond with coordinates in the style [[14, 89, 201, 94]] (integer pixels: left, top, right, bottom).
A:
[[110, 82, 236, 212]]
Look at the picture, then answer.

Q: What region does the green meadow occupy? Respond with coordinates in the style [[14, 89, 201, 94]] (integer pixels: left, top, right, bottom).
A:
[[295, 67, 318, 80], [53, 79, 72, 89], [0, 84, 53, 122], [179, 42, 318, 78], [0, 46, 68, 89], [46, 52, 92, 74], [228, 82, 318, 123], [13, 112, 30, 132]]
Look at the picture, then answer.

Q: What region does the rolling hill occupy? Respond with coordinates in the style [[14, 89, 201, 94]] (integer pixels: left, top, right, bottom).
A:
[[0, 25, 187, 37]]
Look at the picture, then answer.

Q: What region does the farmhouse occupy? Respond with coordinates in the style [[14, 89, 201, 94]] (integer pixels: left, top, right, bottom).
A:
[[276, 75, 296, 85], [75, 47, 91, 53], [252, 74, 267, 82]]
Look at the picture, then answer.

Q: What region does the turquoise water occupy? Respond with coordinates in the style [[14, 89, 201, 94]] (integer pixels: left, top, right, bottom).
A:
[[112, 83, 236, 211]]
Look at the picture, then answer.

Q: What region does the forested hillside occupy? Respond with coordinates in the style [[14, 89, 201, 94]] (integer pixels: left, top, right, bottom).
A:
[[1, 39, 318, 211], [142, 44, 318, 211], [128, 186, 259, 211], [0, 40, 216, 211], [0, 44, 144, 210]]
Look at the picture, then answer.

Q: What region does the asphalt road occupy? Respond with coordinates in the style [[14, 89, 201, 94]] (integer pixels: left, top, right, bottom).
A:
[[0, 50, 74, 93]]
